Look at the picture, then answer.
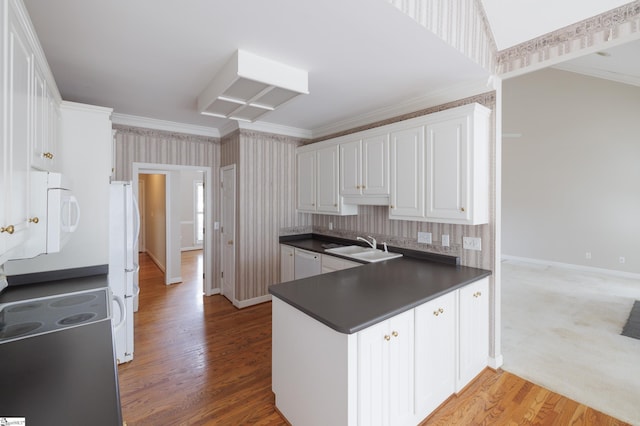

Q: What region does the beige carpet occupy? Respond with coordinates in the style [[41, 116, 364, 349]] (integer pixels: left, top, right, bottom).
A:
[[501, 259, 640, 425]]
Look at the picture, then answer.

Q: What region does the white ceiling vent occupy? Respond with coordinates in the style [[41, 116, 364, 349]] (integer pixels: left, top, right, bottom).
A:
[[197, 50, 308, 122]]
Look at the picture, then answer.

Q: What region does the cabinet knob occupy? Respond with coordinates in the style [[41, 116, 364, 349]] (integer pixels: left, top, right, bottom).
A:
[[392, 331, 398, 337], [433, 307, 444, 316], [460, 207, 465, 212], [362, 185, 366, 189], [473, 291, 482, 298], [390, 205, 395, 209], [29, 217, 39, 224], [334, 203, 338, 207], [356, 185, 361, 189], [227, 240, 233, 245], [384, 335, 391, 341], [312, 203, 315, 206], [1, 225, 15, 234], [289, 253, 293, 257], [43, 152, 54, 159]]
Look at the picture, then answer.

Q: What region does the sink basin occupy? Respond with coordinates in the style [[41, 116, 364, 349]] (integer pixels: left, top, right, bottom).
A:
[[350, 250, 403, 263], [325, 245, 402, 263], [324, 245, 373, 255]]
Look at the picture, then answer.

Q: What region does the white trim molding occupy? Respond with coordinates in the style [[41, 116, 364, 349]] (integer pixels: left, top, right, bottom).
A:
[[235, 294, 272, 309], [502, 255, 640, 280], [112, 113, 221, 138]]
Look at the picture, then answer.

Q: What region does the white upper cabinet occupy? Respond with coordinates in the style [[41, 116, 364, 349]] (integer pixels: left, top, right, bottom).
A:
[[297, 102, 489, 223], [31, 60, 60, 171], [1, 0, 62, 264], [1, 1, 33, 263], [425, 103, 489, 225], [340, 133, 389, 205], [389, 125, 425, 220], [296, 144, 357, 216]]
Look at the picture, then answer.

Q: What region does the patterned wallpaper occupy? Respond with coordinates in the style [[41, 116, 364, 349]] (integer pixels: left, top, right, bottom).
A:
[[223, 130, 311, 301], [112, 125, 222, 293]]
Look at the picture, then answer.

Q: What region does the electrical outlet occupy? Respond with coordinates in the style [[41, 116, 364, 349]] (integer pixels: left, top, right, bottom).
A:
[[442, 234, 450, 247], [463, 237, 481, 251], [619, 256, 626, 264], [417, 232, 432, 244], [329, 222, 333, 230], [585, 252, 591, 260]]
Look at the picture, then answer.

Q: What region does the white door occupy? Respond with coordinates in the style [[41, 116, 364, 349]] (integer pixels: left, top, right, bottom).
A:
[[221, 165, 236, 304]]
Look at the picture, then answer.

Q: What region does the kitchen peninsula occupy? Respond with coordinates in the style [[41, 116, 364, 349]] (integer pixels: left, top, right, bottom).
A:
[[270, 237, 491, 426]]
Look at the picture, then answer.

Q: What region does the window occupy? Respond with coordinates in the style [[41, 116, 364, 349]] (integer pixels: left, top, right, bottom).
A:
[[195, 181, 204, 244]]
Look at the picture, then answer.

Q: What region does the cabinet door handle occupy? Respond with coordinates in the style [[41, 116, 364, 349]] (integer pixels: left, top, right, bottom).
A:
[[390, 205, 395, 209], [433, 307, 444, 316], [43, 152, 54, 159], [392, 331, 398, 337], [460, 207, 465, 212], [473, 291, 482, 298], [227, 240, 233, 245], [29, 217, 39, 224], [1, 225, 15, 234], [384, 335, 391, 341]]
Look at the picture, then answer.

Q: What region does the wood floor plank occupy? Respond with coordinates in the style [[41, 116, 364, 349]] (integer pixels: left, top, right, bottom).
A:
[[118, 251, 630, 425]]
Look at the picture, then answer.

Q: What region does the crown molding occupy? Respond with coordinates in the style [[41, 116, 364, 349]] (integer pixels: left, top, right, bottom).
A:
[[310, 77, 494, 139], [111, 113, 221, 138], [238, 121, 313, 140], [60, 100, 113, 115]]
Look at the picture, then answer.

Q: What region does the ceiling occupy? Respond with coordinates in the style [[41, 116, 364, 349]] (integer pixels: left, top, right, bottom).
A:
[[23, 0, 639, 137], [23, 0, 489, 137]]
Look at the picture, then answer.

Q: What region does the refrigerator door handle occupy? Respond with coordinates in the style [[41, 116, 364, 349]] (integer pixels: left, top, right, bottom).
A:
[[112, 294, 127, 332]]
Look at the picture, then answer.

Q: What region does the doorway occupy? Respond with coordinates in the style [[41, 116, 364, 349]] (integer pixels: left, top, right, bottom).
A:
[[132, 163, 214, 295], [221, 165, 236, 304]]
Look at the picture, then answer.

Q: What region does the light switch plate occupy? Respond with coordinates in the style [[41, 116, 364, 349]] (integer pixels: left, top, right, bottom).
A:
[[463, 236, 481, 251], [417, 232, 432, 244], [442, 234, 450, 247]]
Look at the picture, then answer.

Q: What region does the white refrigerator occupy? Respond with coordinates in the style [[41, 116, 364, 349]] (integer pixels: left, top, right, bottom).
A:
[[108, 181, 139, 364]]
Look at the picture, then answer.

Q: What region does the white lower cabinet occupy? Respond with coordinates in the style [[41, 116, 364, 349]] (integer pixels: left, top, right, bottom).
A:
[[457, 277, 489, 392], [279, 245, 295, 282], [357, 309, 414, 426], [272, 278, 490, 426], [414, 291, 456, 417]]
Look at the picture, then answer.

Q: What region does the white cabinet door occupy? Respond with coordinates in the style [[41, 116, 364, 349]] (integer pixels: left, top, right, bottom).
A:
[[425, 116, 469, 222], [425, 104, 490, 225], [1, 6, 33, 262], [31, 60, 48, 170], [296, 150, 316, 211], [389, 126, 424, 220], [457, 277, 489, 392], [340, 139, 361, 196], [361, 134, 389, 196], [357, 309, 414, 426], [414, 291, 456, 417], [316, 145, 340, 213], [280, 244, 295, 282]]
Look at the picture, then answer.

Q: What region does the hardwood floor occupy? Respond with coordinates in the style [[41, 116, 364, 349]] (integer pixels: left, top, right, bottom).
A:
[[118, 251, 630, 425]]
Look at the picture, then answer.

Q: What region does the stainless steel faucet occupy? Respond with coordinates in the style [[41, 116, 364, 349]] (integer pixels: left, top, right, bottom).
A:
[[357, 235, 377, 249]]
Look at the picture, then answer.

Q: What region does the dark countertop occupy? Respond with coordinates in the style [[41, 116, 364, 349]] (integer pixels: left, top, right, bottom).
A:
[[0, 273, 109, 303], [272, 236, 491, 334]]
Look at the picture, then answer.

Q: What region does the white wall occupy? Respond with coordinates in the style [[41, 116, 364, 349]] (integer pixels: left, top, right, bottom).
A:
[[141, 173, 166, 271], [502, 68, 640, 273], [5, 102, 112, 275], [179, 170, 203, 250]]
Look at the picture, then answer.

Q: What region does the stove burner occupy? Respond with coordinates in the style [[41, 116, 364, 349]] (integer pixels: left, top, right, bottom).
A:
[[7, 302, 44, 313], [57, 312, 97, 326], [49, 294, 97, 308], [0, 322, 44, 340]]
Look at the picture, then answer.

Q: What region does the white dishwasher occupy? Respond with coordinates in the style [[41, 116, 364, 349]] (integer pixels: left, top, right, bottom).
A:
[[294, 248, 321, 279]]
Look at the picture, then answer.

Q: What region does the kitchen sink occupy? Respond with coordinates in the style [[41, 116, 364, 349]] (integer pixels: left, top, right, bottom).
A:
[[350, 250, 403, 262], [324, 245, 373, 255], [324, 245, 402, 263]]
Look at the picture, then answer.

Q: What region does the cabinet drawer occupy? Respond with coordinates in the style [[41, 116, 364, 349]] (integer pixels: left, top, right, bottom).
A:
[[321, 254, 360, 272]]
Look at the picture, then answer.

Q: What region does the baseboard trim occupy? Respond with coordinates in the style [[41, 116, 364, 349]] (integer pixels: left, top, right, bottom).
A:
[[489, 355, 504, 370], [501, 255, 640, 280], [146, 251, 165, 273], [206, 288, 221, 296], [167, 276, 182, 285], [235, 294, 272, 309], [181, 246, 203, 252]]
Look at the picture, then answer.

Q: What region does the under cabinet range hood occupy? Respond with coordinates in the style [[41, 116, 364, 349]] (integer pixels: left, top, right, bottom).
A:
[[197, 49, 308, 122]]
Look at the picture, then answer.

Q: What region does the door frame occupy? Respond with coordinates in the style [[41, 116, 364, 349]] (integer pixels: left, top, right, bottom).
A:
[[132, 162, 214, 295], [220, 164, 236, 305]]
